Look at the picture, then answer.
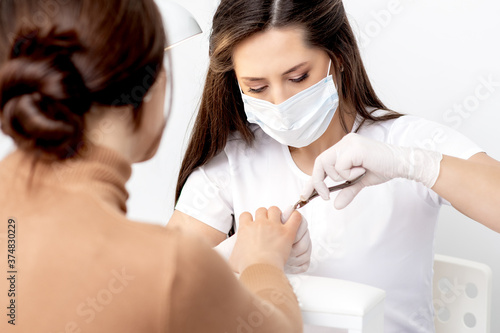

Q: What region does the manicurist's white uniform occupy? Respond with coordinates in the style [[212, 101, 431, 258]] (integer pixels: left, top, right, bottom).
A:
[[176, 112, 483, 333]]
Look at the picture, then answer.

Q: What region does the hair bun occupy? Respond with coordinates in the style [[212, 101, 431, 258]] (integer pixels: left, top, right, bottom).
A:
[[0, 28, 91, 159]]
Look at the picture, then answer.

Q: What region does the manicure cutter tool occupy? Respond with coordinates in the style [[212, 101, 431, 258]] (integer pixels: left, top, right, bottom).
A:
[[293, 172, 367, 210]]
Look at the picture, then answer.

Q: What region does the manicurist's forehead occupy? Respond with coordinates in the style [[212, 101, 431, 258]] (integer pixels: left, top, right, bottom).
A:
[[233, 27, 324, 80]]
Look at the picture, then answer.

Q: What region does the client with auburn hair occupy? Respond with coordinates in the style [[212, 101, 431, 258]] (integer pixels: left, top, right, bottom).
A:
[[0, 0, 303, 332]]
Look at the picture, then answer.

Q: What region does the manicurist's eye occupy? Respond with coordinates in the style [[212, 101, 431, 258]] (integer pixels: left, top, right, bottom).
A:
[[290, 72, 309, 83], [248, 86, 267, 94]]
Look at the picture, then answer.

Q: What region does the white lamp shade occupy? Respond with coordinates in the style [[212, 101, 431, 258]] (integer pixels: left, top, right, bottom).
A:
[[156, 1, 203, 50]]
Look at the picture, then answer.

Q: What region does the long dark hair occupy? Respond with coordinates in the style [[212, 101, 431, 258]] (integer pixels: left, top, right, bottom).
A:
[[0, 0, 166, 160], [176, 0, 401, 202]]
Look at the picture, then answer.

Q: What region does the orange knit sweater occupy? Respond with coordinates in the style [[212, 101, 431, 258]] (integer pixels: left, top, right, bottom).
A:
[[0, 145, 301, 332]]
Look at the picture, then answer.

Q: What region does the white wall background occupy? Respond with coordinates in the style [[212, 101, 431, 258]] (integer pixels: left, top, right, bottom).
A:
[[0, 0, 498, 330]]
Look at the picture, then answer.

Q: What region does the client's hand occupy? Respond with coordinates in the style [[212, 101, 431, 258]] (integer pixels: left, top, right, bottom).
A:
[[301, 133, 443, 210], [230, 207, 302, 273], [282, 206, 311, 274]]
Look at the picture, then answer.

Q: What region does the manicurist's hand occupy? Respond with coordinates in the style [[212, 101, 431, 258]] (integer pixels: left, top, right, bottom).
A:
[[301, 133, 443, 209], [230, 207, 302, 273]]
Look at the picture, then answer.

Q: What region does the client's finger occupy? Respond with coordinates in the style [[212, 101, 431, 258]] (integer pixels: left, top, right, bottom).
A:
[[254, 207, 268, 220], [284, 210, 302, 240], [267, 206, 282, 222], [239, 211, 253, 225]]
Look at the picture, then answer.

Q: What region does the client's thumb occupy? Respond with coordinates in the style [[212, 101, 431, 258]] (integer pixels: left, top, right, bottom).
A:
[[281, 205, 295, 223]]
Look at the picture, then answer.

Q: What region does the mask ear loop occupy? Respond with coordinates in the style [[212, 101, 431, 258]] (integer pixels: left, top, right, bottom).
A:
[[235, 73, 247, 95], [237, 80, 244, 94], [327, 59, 332, 77]]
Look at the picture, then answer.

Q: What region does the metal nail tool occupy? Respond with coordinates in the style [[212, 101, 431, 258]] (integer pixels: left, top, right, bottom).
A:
[[293, 172, 366, 210]]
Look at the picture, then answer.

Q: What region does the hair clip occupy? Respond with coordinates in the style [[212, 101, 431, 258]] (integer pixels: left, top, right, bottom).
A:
[[12, 37, 28, 58]]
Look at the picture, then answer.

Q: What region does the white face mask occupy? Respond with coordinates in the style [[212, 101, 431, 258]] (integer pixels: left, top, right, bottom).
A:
[[239, 61, 339, 148]]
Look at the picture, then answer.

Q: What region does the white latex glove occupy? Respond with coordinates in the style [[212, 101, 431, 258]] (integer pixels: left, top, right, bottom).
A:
[[281, 205, 312, 274], [214, 234, 237, 260], [301, 133, 443, 210]]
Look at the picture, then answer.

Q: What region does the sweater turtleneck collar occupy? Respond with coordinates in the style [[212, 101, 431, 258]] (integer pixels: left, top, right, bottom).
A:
[[3, 144, 132, 213]]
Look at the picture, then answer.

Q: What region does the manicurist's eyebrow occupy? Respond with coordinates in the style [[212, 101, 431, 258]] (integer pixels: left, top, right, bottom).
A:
[[281, 62, 307, 76], [240, 62, 309, 81], [241, 77, 266, 82]]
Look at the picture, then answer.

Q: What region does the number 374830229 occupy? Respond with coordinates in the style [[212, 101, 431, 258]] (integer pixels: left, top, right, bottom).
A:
[[7, 219, 16, 270]]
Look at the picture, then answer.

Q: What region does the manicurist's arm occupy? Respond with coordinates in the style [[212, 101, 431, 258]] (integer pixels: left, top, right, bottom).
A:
[[303, 133, 500, 233], [432, 153, 500, 232], [168, 210, 227, 246], [168, 207, 303, 333]]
